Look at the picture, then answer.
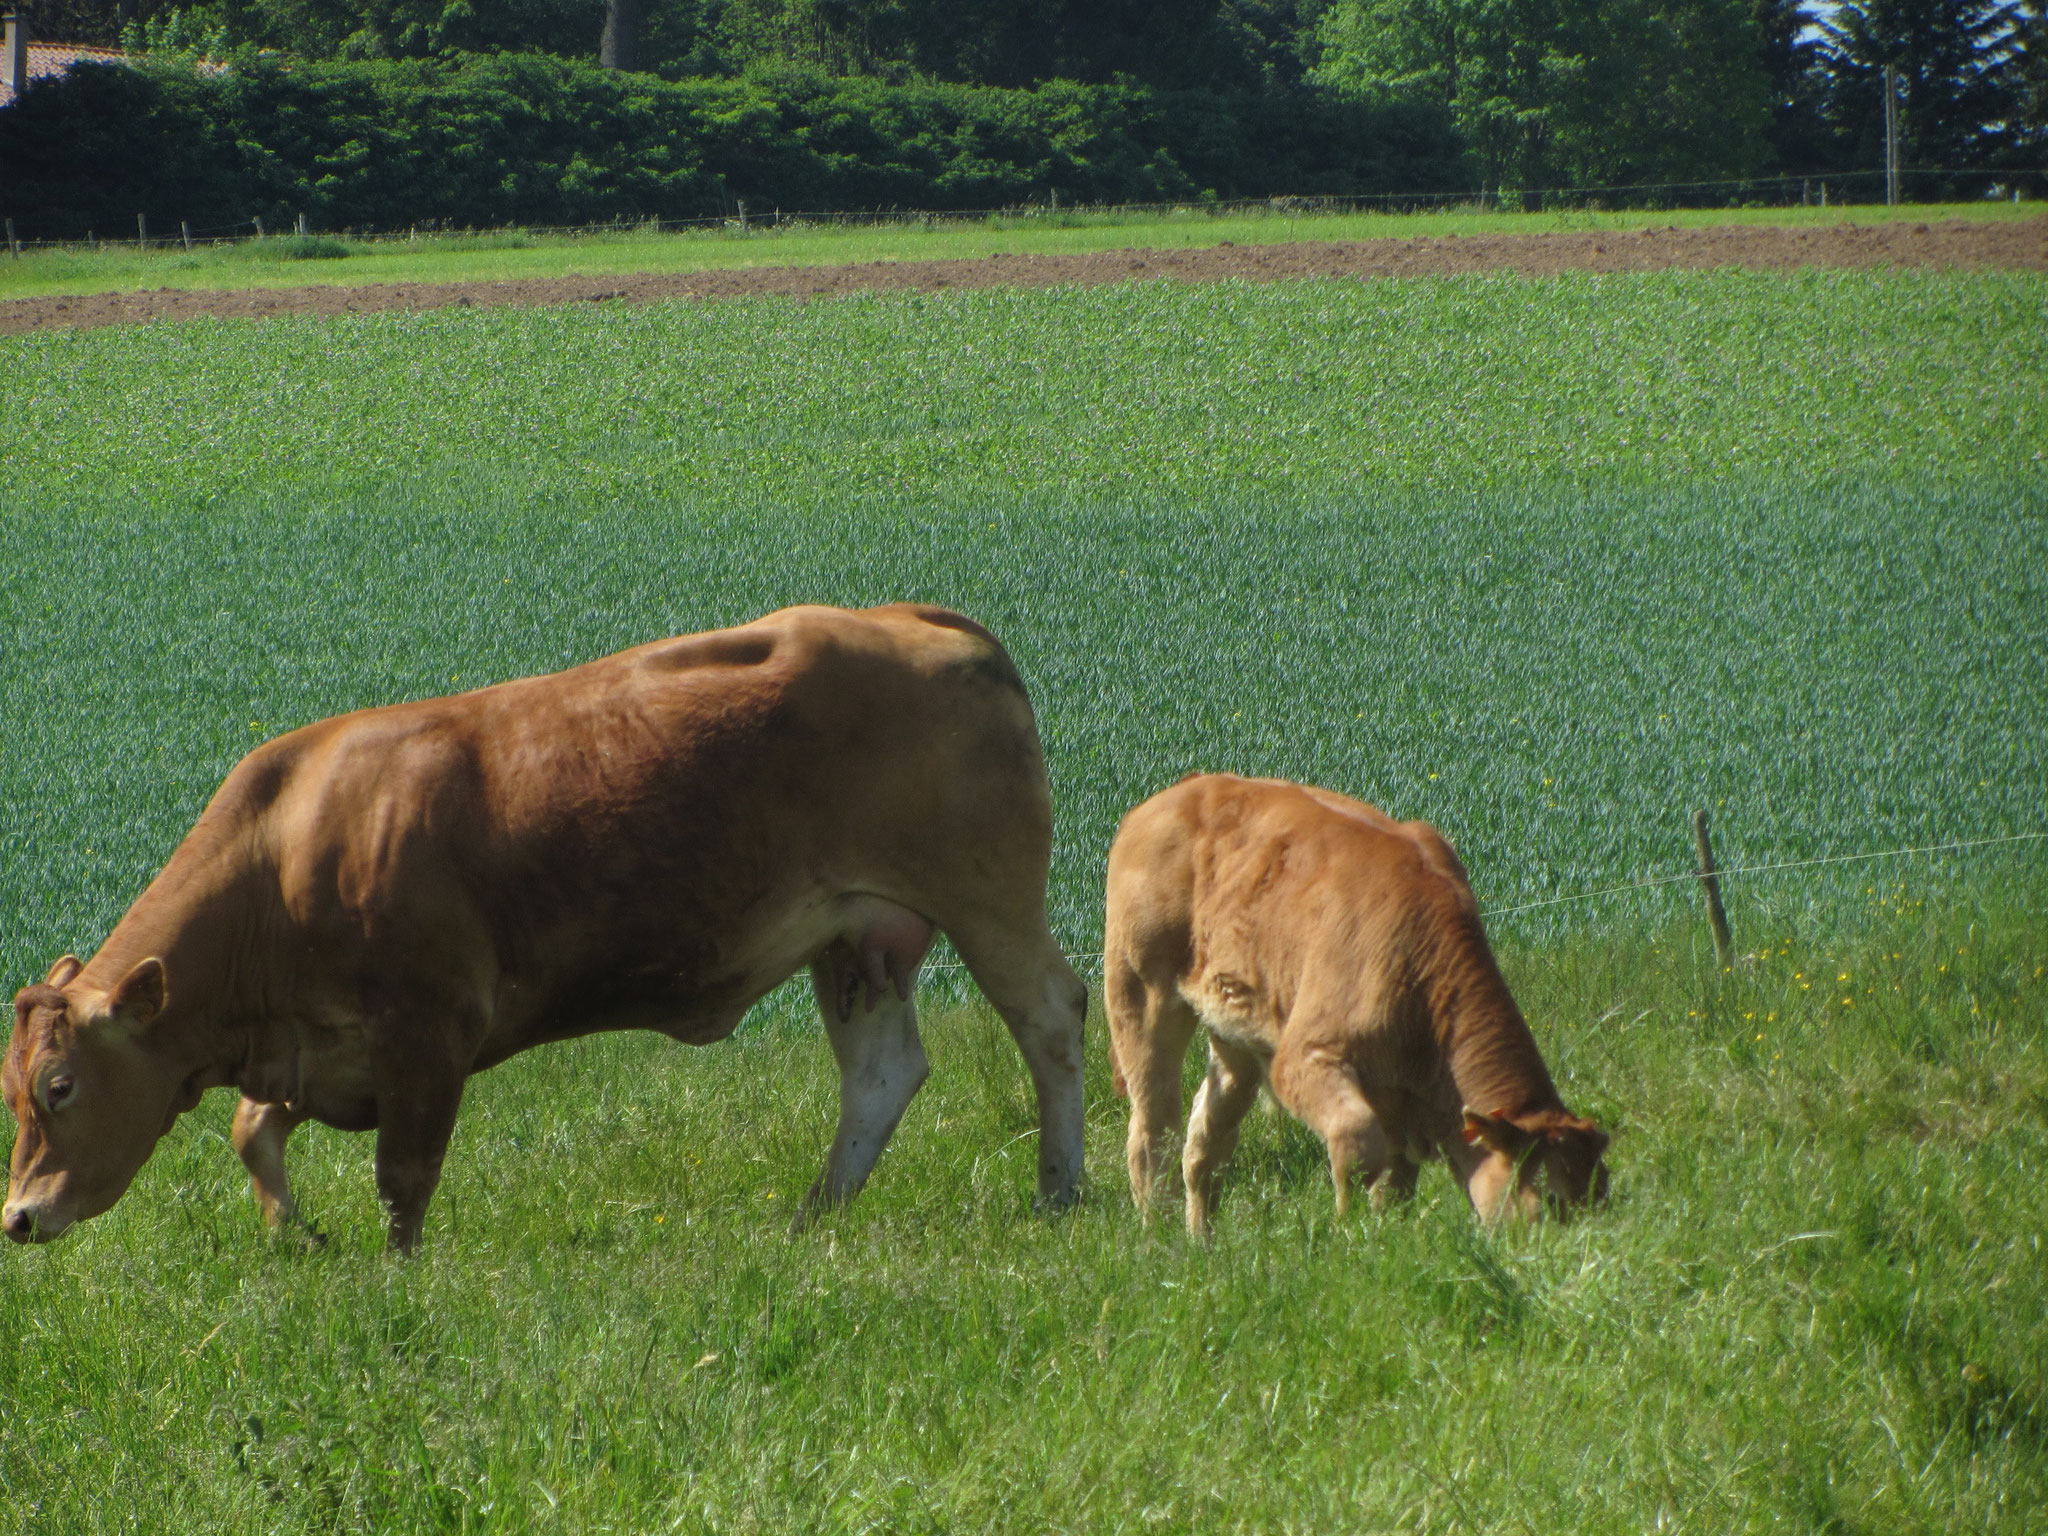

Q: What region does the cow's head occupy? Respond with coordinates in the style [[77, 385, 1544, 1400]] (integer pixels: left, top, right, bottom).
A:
[[4, 955, 196, 1243], [1460, 1105, 1610, 1222]]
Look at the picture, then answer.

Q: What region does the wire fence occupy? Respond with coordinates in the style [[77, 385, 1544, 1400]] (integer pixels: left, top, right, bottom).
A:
[[6, 165, 2041, 256], [910, 826, 2048, 980]]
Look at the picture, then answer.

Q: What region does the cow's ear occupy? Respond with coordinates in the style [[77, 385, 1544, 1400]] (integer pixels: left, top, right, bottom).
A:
[[1462, 1108, 1536, 1154], [43, 955, 83, 989], [106, 958, 166, 1026]]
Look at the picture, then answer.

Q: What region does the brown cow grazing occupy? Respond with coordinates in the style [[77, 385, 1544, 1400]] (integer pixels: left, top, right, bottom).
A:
[[5, 604, 1087, 1251], [1104, 773, 1608, 1235]]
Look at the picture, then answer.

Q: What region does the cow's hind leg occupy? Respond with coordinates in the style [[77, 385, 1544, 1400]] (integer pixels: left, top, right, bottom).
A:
[[1183, 1034, 1263, 1236], [793, 954, 931, 1230], [1105, 958, 1199, 1219], [231, 1097, 318, 1237], [956, 927, 1090, 1211]]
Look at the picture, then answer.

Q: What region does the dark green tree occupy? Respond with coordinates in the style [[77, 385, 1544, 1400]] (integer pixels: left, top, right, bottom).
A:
[[31, 0, 142, 46], [1311, 0, 1771, 192], [707, 0, 1250, 88], [1818, 0, 2022, 180], [1751, 0, 1837, 170], [99, 0, 608, 59], [1213, 0, 1337, 88], [2009, 0, 2047, 168]]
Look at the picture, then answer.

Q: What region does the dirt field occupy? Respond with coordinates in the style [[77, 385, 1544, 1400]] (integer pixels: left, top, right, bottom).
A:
[[5, 215, 2043, 333]]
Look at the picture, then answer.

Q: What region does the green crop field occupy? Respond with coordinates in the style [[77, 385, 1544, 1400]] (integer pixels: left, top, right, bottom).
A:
[[0, 198, 2031, 300], [2, 266, 2045, 1532]]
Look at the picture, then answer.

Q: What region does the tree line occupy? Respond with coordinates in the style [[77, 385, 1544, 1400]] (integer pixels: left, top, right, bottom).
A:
[[19, 0, 2048, 206]]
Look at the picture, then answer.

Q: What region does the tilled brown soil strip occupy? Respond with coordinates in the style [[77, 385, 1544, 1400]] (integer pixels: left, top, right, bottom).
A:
[[5, 216, 2044, 334]]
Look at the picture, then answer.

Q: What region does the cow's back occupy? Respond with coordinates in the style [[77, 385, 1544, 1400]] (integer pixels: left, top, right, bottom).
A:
[[1107, 774, 1481, 1056]]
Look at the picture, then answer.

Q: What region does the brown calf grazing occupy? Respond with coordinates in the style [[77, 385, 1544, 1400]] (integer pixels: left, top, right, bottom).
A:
[[5, 604, 1087, 1251], [1104, 773, 1608, 1234]]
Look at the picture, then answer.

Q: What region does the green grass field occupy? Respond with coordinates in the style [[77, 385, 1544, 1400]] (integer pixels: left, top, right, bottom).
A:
[[0, 198, 2033, 300], [2, 263, 2045, 1531]]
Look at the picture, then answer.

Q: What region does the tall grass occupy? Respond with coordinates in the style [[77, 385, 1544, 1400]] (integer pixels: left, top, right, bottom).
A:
[[0, 892, 2040, 1533]]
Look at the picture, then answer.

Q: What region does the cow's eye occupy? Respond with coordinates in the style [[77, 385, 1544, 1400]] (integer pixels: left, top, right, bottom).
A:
[[44, 1076, 75, 1111]]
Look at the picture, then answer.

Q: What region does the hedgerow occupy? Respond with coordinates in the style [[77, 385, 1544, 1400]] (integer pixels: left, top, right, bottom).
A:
[[0, 54, 1467, 239]]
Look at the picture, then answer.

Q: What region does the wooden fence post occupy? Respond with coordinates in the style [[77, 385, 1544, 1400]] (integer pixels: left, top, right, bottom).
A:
[[1692, 809, 1734, 970], [181, 220, 192, 250], [137, 212, 148, 250], [296, 212, 308, 236], [5, 218, 17, 259]]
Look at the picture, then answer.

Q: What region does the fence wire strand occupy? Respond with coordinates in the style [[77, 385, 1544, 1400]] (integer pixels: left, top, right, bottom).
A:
[[1478, 829, 2048, 919], [914, 827, 2048, 976], [9, 164, 2039, 253]]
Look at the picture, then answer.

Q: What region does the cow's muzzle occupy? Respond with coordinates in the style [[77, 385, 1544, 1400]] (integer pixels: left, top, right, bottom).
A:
[[1, 1201, 65, 1243]]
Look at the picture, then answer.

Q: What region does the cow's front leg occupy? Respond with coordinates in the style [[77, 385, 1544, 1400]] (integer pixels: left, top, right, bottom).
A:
[[1269, 1041, 1389, 1219], [793, 953, 930, 1231], [368, 1027, 471, 1254], [231, 1097, 317, 1236]]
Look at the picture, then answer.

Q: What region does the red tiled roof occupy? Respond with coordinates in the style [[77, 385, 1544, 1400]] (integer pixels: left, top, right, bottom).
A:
[[2, 42, 130, 108]]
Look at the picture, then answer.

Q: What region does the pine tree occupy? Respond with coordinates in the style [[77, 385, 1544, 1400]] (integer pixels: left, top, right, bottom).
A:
[[2011, 0, 2048, 170], [1819, 0, 2023, 183], [1752, 0, 1838, 171]]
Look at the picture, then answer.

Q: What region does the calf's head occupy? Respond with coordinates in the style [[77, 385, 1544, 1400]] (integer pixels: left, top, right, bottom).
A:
[[4, 955, 194, 1243], [1461, 1106, 1610, 1222]]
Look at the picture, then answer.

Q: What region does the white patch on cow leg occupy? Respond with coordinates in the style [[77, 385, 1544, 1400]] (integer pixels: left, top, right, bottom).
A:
[[794, 956, 930, 1230], [1182, 1035, 1263, 1237], [231, 1096, 314, 1233]]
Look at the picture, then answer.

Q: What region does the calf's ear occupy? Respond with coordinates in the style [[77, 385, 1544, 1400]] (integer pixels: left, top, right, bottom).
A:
[[1462, 1108, 1536, 1154], [105, 958, 166, 1026], [43, 955, 83, 989]]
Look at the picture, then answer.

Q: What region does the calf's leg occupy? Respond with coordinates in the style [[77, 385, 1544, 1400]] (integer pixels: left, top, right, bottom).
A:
[[1269, 1044, 1391, 1219], [1369, 1152, 1421, 1209], [956, 928, 1090, 1210], [794, 954, 930, 1229], [231, 1097, 314, 1233], [1183, 1035, 1263, 1236], [1105, 960, 1199, 1217]]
